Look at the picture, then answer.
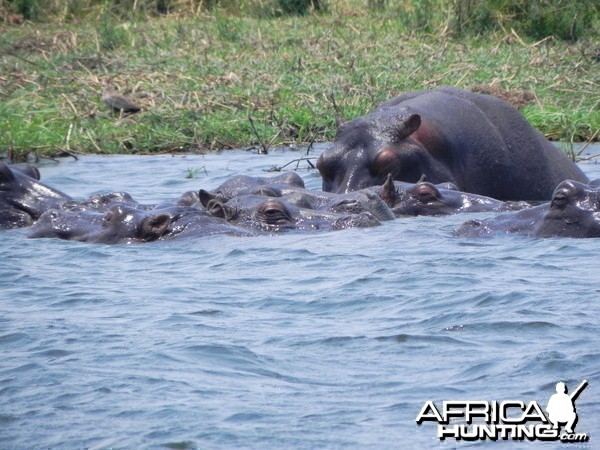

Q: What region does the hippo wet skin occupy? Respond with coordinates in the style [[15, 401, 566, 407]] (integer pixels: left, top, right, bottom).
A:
[[371, 174, 530, 217], [317, 87, 588, 200], [0, 162, 72, 229], [29, 204, 254, 244]]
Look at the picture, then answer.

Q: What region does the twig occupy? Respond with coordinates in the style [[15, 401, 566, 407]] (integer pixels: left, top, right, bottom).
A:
[[576, 129, 600, 160], [247, 115, 268, 154], [326, 92, 344, 128], [54, 149, 79, 161], [6, 51, 39, 67], [265, 156, 318, 172], [305, 136, 316, 156]]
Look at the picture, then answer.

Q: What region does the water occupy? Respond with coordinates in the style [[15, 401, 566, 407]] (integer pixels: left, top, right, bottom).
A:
[[2, 145, 600, 449]]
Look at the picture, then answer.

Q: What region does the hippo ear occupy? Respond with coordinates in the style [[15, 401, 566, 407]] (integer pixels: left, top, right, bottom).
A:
[[384, 114, 421, 143], [396, 113, 421, 140], [203, 197, 234, 220], [207, 201, 227, 219], [198, 189, 216, 209], [379, 174, 398, 207], [142, 213, 171, 241]]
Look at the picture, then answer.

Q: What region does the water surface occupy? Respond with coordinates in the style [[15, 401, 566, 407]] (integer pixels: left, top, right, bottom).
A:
[[1, 146, 600, 448]]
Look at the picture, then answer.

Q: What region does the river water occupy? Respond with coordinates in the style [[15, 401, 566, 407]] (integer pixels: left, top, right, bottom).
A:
[[1, 145, 599, 449]]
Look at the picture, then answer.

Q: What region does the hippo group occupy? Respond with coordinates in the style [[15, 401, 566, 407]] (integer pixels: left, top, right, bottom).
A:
[[2, 87, 599, 242]]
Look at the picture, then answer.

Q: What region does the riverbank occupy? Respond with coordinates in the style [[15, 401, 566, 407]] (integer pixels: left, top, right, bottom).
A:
[[1, 9, 598, 161]]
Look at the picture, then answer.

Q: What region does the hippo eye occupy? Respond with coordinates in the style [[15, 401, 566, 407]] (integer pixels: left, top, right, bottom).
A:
[[414, 183, 441, 203], [257, 201, 293, 225], [263, 206, 285, 218], [373, 149, 401, 177], [373, 147, 424, 183]]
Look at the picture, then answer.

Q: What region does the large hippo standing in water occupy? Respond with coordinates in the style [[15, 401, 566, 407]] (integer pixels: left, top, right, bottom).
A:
[[317, 87, 588, 200]]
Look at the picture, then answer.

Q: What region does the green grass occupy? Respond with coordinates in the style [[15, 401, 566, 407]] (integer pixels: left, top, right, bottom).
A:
[[0, 6, 598, 161]]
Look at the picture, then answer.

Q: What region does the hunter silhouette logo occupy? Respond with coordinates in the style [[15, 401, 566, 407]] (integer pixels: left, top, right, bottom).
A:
[[546, 380, 587, 434], [416, 379, 589, 442]]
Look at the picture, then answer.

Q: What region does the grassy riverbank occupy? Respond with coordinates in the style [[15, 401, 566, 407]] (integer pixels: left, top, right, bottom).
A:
[[1, 3, 599, 161]]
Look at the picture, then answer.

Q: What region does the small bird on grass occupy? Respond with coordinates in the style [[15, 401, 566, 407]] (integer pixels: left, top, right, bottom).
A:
[[102, 84, 141, 117]]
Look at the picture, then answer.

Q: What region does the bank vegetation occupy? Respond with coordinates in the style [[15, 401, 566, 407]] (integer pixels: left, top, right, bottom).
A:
[[1, 0, 598, 160]]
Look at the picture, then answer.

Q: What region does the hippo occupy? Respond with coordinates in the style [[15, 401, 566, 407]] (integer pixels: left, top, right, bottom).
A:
[[371, 175, 530, 217], [29, 204, 254, 244], [199, 194, 381, 232], [316, 87, 588, 200], [75, 191, 155, 211], [455, 180, 600, 238], [208, 172, 306, 202], [0, 162, 72, 229], [28, 207, 105, 241]]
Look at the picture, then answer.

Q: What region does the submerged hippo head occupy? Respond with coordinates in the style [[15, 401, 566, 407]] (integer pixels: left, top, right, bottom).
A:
[[79, 191, 154, 211], [200, 192, 380, 232], [29, 204, 252, 243], [28, 207, 105, 241], [373, 175, 529, 217], [209, 172, 305, 202], [455, 181, 600, 239], [535, 180, 600, 238], [249, 198, 380, 232], [0, 162, 72, 228], [29, 204, 170, 244]]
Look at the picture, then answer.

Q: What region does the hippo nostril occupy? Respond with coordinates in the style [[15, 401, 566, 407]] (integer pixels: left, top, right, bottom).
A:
[[551, 191, 570, 209]]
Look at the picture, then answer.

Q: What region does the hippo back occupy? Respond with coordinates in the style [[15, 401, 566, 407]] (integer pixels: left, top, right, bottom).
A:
[[382, 87, 587, 199]]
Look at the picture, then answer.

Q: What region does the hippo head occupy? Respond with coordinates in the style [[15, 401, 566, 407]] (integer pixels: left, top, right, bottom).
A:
[[209, 172, 305, 202], [82, 192, 139, 210], [317, 108, 454, 193], [28, 208, 105, 241], [536, 180, 600, 238], [382, 175, 526, 216]]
